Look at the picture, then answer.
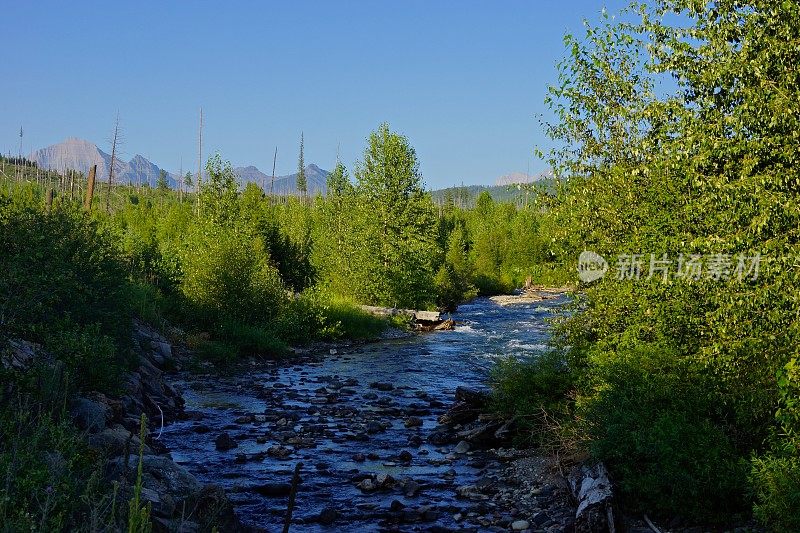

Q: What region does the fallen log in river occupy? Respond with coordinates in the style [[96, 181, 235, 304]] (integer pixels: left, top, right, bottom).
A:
[[360, 305, 454, 330]]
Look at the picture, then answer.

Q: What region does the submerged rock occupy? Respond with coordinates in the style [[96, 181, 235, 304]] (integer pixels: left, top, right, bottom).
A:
[[404, 416, 423, 428], [253, 483, 292, 497], [214, 432, 238, 451], [318, 506, 338, 524]]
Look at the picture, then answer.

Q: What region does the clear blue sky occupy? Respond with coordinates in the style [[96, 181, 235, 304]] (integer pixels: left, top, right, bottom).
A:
[[1, 1, 629, 188]]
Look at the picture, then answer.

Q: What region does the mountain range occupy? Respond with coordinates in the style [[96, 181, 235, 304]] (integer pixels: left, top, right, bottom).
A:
[[27, 138, 546, 196], [27, 138, 329, 195], [232, 164, 328, 196]]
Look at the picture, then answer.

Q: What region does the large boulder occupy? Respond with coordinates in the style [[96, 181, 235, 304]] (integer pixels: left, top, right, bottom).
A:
[[89, 424, 151, 456], [70, 395, 113, 433]]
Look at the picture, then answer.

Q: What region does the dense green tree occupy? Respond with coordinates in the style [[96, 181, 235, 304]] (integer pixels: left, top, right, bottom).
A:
[[435, 224, 477, 311], [199, 153, 239, 224], [156, 169, 169, 193], [353, 123, 438, 308]]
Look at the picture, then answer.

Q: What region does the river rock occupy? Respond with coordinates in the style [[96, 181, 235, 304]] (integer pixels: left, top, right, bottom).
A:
[[512, 519, 530, 530], [107, 454, 201, 515], [357, 478, 377, 492], [318, 506, 338, 524], [404, 416, 423, 428], [403, 479, 422, 497], [215, 432, 238, 451], [254, 483, 292, 497], [454, 440, 470, 454], [390, 499, 405, 511], [366, 421, 384, 434], [267, 445, 292, 458], [369, 382, 394, 391], [399, 449, 413, 462]]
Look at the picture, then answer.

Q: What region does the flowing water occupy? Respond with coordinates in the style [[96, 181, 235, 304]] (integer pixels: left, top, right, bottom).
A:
[[161, 294, 568, 532]]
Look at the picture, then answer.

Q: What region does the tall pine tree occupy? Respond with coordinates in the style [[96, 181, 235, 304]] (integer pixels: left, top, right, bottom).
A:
[[353, 123, 437, 308]]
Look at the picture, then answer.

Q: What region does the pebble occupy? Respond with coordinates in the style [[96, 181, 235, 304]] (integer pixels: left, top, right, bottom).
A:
[[511, 519, 530, 531]]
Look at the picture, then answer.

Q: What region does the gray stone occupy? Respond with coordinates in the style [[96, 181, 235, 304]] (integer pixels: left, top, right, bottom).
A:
[[89, 425, 151, 456], [512, 519, 530, 531], [454, 440, 471, 454], [366, 421, 384, 434], [357, 478, 377, 492], [71, 397, 112, 433], [267, 445, 292, 458]]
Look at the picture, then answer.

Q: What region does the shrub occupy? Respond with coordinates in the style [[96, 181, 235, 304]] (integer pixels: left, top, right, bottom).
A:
[[0, 197, 131, 393], [273, 291, 340, 345], [579, 344, 748, 522], [0, 390, 114, 531], [750, 357, 800, 530], [312, 293, 391, 340], [489, 351, 574, 446], [178, 224, 285, 327], [751, 447, 800, 531]]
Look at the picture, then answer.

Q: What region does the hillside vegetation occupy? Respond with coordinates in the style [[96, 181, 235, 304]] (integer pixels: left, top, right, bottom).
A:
[[0, 124, 556, 529]]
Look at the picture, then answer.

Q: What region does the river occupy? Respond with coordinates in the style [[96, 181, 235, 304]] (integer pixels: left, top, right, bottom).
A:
[[161, 293, 569, 532]]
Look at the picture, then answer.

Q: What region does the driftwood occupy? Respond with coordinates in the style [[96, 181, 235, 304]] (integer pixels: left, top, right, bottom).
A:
[[568, 462, 616, 533], [360, 305, 451, 330], [282, 462, 303, 533]]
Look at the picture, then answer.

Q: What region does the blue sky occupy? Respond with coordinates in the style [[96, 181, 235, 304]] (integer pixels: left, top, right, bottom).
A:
[[1, 1, 630, 188]]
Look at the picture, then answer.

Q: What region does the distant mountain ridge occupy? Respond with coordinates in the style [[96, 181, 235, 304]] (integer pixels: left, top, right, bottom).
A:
[[28, 137, 179, 188], [28, 138, 329, 194], [233, 163, 328, 196]]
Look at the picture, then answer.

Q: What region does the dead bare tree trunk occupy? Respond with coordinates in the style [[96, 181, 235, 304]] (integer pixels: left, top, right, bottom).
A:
[[178, 158, 183, 203], [106, 113, 121, 212], [84, 164, 97, 211], [270, 146, 277, 201], [196, 107, 203, 211]]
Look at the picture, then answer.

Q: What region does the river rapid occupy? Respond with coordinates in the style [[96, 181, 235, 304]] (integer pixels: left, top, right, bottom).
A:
[[161, 294, 569, 532]]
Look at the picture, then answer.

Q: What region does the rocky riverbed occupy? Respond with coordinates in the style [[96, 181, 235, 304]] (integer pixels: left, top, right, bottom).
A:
[[161, 295, 578, 531]]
